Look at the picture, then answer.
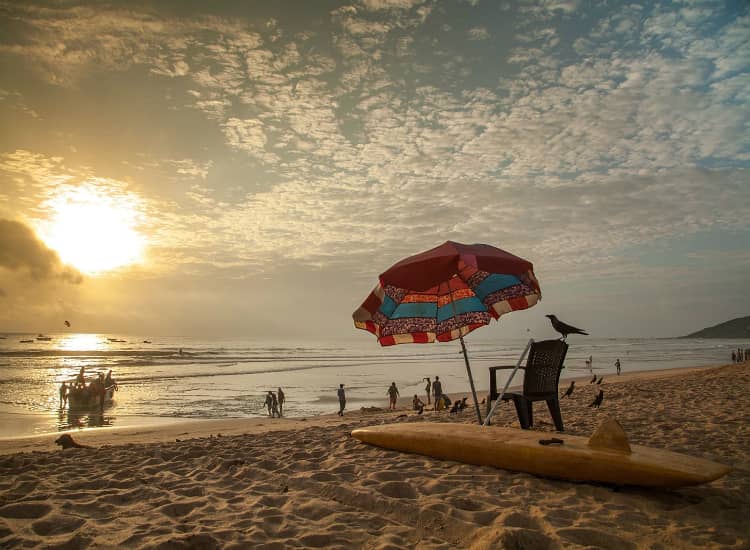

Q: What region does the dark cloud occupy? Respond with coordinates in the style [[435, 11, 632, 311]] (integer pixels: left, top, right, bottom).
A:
[[0, 219, 82, 284]]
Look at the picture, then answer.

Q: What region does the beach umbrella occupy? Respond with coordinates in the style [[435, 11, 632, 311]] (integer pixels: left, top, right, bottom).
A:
[[353, 241, 541, 424]]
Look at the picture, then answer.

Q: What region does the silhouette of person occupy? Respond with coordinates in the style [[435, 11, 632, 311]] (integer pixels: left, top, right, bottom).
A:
[[337, 384, 346, 416], [432, 376, 443, 411], [277, 387, 285, 416], [387, 382, 400, 410]]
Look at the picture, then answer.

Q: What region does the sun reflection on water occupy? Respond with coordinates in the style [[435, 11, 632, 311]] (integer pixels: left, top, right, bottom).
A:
[[57, 333, 108, 352]]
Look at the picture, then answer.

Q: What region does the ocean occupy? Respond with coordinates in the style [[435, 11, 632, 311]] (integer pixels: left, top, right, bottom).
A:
[[0, 332, 745, 438]]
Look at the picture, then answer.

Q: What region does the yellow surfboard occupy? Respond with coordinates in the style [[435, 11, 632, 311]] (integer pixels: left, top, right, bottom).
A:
[[351, 419, 730, 488]]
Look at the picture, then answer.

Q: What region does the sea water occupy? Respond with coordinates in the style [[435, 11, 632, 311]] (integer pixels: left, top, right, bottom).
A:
[[0, 332, 745, 438]]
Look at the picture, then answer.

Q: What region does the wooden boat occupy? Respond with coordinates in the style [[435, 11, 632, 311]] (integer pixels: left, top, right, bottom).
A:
[[68, 385, 115, 409], [351, 419, 731, 488], [36, 334, 52, 341]]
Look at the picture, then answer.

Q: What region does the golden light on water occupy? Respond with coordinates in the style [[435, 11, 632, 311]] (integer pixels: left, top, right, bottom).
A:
[[57, 333, 107, 352], [39, 184, 146, 274]]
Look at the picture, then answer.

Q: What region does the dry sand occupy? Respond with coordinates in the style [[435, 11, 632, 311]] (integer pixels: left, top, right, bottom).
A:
[[0, 362, 748, 549]]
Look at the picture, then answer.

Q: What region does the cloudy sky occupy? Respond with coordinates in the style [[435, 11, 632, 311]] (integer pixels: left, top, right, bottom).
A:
[[0, 0, 748, 341]]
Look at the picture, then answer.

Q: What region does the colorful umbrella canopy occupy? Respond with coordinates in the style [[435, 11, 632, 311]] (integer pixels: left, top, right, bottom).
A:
[[353, 241, 541, 346], [353, 241, 542, 424]]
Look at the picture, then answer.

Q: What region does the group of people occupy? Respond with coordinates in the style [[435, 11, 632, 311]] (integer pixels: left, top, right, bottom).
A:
[[59, 367, 117, 409], [264, 387, 285, 417], [731, 348, 749, 363]]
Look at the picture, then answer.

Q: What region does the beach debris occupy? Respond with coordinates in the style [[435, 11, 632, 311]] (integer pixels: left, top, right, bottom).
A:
[[588, 390, 604, 408], [561, 381, 575, 398], [545, 314, 589, 339]]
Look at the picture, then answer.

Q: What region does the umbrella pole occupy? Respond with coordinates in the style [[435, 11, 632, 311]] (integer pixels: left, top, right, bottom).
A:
[[447, 285, 482, 424], [458, 335, 483, 425]]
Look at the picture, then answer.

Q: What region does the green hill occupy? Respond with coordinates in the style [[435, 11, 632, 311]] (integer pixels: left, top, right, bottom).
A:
[[682, 316, 750, 338]]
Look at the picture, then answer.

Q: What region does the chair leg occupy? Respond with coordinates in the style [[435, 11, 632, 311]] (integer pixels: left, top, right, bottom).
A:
[[546, 398, 564, 432], [512, 396, 531, 429], [526, 400, 534, 428]]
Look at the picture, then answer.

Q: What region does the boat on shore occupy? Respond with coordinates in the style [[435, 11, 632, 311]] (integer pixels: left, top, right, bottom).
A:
[[36, 334, 52, 341]]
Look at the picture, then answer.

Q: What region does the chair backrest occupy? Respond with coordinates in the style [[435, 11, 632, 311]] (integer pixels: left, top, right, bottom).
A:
[[522, 339, 568, 398]]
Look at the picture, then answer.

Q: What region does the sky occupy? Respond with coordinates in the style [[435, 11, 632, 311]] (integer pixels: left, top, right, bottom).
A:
[[0, 0, 748, 341]]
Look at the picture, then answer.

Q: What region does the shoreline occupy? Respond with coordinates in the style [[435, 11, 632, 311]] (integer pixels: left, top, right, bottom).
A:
[[0, 362, 725, 455], [0, 360, 747, 548]]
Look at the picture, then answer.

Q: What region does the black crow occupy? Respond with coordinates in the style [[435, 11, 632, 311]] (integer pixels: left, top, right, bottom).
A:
[[561, 381, 575, 398], [596, 376, 604, 385], [589, 374, 597, 384], [545, 314, 589, 339], [588, 390, 604, 408]]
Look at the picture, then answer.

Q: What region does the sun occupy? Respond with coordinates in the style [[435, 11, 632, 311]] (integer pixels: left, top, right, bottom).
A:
[[39, 184, 146, 275]]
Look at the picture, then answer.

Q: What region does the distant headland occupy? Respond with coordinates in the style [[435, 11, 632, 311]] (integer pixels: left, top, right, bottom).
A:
[[682, 316, 750, 339]]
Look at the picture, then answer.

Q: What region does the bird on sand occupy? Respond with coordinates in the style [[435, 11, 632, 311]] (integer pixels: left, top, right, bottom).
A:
[[588, 390, 604, 408], [589, 374, 597, 384], [596, 376, 604, 385], [64, 320, 70, 327], [545, 314, 589, 339], [561, 381, 575, 398]]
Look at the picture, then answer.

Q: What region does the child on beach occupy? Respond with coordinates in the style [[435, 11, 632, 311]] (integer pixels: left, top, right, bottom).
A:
[[412, 394, 425, 413]]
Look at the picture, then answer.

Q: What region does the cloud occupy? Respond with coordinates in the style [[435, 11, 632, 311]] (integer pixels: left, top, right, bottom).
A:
[[468, 27, 490, 41], [0, 219, 82, 283]]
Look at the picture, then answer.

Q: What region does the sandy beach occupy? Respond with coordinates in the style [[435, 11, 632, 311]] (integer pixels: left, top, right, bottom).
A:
[[0, 362, 748, 549]]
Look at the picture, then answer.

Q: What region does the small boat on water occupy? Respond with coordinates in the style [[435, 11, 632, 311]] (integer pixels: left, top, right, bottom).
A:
[[107, 338, 126, 343], [68, 384, 116, 410], [36, 334, 52, 341], [19, 339, 34, 343]]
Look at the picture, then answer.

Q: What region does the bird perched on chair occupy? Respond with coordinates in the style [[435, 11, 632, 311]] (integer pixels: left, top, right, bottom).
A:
[[561, 381, 575, 398], [545, 314, 589, 339], [588, 390, 604, 408], [596, 376, 604, 385], [589, 374, 597, 384]]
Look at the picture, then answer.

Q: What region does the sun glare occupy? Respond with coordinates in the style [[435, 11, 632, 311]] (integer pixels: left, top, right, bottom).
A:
[[39, 184, 146, 275]]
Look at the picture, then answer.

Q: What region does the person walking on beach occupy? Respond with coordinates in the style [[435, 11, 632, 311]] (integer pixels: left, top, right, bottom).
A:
[[265, 391, 274, 417], [432, 376, 442, 411], [615, 358, 621, 375], [585, 355, 593, 375], [277, 387, 285, 417], [337, 384, 346, 416], [387, 382, 400, 410], [59, 381, 68, 408], [424, 377, 431, 404], [271, 391, 280, 418]]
